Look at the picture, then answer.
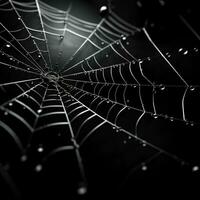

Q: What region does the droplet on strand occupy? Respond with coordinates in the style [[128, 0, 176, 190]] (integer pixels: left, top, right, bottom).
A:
[[192, 166, 199, 172], [37, 147, 44, 153], [35, 164, 42, 172], [77, 184, 87, 195], [141, 165, 147, 171], [37, 109, 42, 114], [21, 155, 27, 162]]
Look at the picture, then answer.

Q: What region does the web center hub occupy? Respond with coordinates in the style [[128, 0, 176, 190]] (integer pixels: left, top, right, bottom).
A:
[[42, 71, 60, 83]]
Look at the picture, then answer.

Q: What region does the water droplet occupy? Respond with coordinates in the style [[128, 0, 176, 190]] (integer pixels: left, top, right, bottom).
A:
[[4, 111, 8, 116], [164, 115, 168, 119], [139, 60, 143, 64], [99, 5, 108, 13], [185, 121, 190, 126], [181, 161, 186, 166], [21, 155, 27, 162], [136, 1, 142, 8], [126, 99, 130, 103], [126, 41, 130, 45], [192, 166, 199, 172], [35, 164, 42, 172], [6, 44, 11, 48], [169, 117, 174, 122], [193, 47, 198, 52], [150, 23, 155, 27], [77, 184, 87, 195], [37, 147, 44, 153], [190, 122, 194, 126], [116, 128, 120, 132], [159, 0, 165, 6], [189, 86, 195, 91], [142, 142, 147, 147], [183, 50, 188, 55], [123, 140, 127, 144], [37, 109, 42, 114], [9, 102, 13, 106], [27, 68, 30, 70], [178, 48, 183, 52], [128, 136, 132, 139], [101, 41, 104, 45], [105, 54, 109, 58], [153, 113, 158, 119], [159, 84, 165, 91], [121, 35, 127, 40], [141, 165, 147, 171], [59, 35, 64, 39]]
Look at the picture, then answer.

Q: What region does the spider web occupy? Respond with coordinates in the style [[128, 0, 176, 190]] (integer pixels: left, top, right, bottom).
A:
[[0, 0, 200, 199]]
